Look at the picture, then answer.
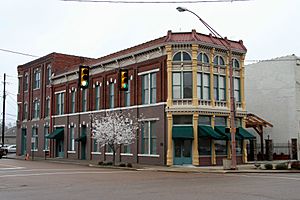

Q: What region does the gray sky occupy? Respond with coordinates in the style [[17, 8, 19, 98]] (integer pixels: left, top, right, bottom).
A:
[[0, 0, 299, 124]]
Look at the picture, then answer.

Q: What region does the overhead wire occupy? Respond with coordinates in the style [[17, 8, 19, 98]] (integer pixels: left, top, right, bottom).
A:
[[61, 0, 252, 3]]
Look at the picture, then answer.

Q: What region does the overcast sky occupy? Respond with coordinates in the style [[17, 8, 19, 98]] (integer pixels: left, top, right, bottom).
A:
[[0, 0, 299, 125]]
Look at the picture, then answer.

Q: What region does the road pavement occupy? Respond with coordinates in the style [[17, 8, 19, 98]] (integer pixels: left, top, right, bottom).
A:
[[0, 159, 299, 200]]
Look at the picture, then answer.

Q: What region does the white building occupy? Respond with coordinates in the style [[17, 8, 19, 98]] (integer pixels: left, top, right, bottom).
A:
[[245, 55, 300, 160]]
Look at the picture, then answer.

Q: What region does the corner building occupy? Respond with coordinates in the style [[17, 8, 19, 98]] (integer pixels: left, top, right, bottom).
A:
[[18, 30, 251, 166]]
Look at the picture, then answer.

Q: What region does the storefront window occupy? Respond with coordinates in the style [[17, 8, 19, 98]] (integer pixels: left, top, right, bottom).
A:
[[198, 138, 211, 155], [215, 140, 227, 155]]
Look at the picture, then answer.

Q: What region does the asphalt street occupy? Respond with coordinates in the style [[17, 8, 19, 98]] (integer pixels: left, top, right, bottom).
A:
[[0, 159, 299, 200]]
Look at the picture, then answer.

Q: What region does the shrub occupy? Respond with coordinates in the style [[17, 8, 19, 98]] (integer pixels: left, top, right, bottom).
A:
[[275, 163, 288, 170], [264, 163, 273, 170], [126, 163, 133, 168], [102, 161, 113, 166], [119, 163, 126, 167], [98, 161, 104, 165], [291, 161, 300, 170]]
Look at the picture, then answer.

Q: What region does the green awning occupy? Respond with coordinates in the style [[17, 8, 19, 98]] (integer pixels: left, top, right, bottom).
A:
[[75, 135, 86, 142], [198, 125, 225, 140], [214, 126, 242, 140], [172, 126, 194, 139], [237, 127, 255, 140], [46, 128, 64, 140]]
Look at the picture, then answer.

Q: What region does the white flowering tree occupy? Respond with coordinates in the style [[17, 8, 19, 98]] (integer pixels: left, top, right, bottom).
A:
[[92, 111, 142, 165]]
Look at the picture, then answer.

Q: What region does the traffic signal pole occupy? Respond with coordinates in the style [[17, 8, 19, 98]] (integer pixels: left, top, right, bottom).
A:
[[1, 73, 6, 147]]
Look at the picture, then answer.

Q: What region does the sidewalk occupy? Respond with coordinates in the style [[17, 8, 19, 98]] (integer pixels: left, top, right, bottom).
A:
[[9, 155, 300, 174]]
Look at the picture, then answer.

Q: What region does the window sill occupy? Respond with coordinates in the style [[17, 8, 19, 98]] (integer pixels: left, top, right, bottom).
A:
[[105, 152, 113, 155], [138, 154, 160, 158], [31, 149, 38, 152], [67, 151, 76, 154], [43, 149, 50, 152], [91, 152, 102, 155], [120, 153, 133, 156]]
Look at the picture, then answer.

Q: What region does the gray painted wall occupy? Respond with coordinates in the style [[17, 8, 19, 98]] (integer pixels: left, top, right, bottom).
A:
[[245, 55, 300, 144]]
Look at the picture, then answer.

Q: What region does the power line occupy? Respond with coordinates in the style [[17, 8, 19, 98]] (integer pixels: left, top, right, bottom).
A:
[[0, 48, 39, 58], [61, 0, 252, 4]]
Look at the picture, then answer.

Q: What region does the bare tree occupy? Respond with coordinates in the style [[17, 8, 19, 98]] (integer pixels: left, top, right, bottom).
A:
[[92, 111, 142, 165]]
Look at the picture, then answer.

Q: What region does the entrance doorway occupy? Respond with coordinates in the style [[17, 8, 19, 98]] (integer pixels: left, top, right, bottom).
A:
[[56, 139, 64, 158], [21, 128, 27, 155], [173, 139, 192, 165]]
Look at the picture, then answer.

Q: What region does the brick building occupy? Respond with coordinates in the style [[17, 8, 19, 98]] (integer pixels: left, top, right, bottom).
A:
[[17, 30, 253, 166], [16, 53, 94, 157]]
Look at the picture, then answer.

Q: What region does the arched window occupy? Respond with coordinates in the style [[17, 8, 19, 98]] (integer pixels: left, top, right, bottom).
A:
[[197, 53, 209, 64], [213, 55, 225, 66], [232, 58, 240, 69], [172, 51, 192, 62]]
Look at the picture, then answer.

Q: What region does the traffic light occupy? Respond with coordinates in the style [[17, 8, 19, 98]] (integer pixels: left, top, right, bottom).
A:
[[120, 69, 128, 91], [79, 66, 89, 89]]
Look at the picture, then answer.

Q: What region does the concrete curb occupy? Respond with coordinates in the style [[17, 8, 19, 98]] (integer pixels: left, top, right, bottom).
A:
[[6, 156, 300, 174]]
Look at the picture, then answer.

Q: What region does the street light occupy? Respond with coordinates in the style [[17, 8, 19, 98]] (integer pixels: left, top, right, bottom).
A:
[[177, 7, 237, 169]]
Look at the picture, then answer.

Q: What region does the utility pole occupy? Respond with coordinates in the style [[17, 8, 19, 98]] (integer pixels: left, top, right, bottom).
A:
[[1, 73, 6, 147]]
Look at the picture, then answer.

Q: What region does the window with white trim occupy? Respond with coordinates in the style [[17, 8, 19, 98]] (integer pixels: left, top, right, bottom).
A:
[[33, 69, 40, 89], [234, 77, 241, 102], [197, 73, 210, 100], [82, 88, 87, 112], [33, 100, 40, 119], [141, 121, 157, 155], [71, 91, 76, 113], [172, 72, 192, 99], [46, 65, 52, 85], [93, 139, 100, 152], [109, 83, 114, 108], [173, 51, 192, 62], [24, 73, 28, 91], [124, 81, 130, 107], [56, 92, 64, 115], [142, 73, 157, 104], [44, 126, 50, 151], [69, 126, 75, 151], [197, 52, 209, 64], [214, 55, 225, 66], [23, 102, 28, 120], [32, 127, 38, 151], [214, 75, 226, 101], [95, 85, 100, 110], [45, 98, 50, 117], [232, 58, 240, 69]]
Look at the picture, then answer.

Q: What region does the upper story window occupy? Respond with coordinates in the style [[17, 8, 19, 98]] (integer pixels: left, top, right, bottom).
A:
[[197, 53, 209, 64], [214, 116, 227, 126], [46, 65, 52, 85], [232, 58, 240, 69], [95, 85, 100, 110], [173, 51, 192, 62], [197, 73, 210, 100], [69, 126, 75, 151], [109, 83, 114, 108], [82, 88, 87, 112], [33, 69, 40, 89], [71, 90, 76, 113], [141, 121, 157, 155], [23, 102, 28, 121], [198, 116, 211, 125], [172, 72, 192, 99], [32, 127, 38, 151], [214, 75, 226, 101], [173, 115, 193, 125], [24, 73, 28, 91], [124, 81, 130, 107], [56, 92, 65, 115], [214, 55, 225, 66], [234, 77, 241, 102], [142, 73, 157, 104], [33, 99, 40, 119], [45, 98, 50, 117], [18, 77, 21, 93]]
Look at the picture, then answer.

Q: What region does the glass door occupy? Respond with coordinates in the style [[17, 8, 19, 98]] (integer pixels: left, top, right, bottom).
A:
[[173, 139, 192, 165]]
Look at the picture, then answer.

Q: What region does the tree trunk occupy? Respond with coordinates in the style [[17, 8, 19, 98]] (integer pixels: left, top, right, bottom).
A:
[[113, 149, 116, 166]]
